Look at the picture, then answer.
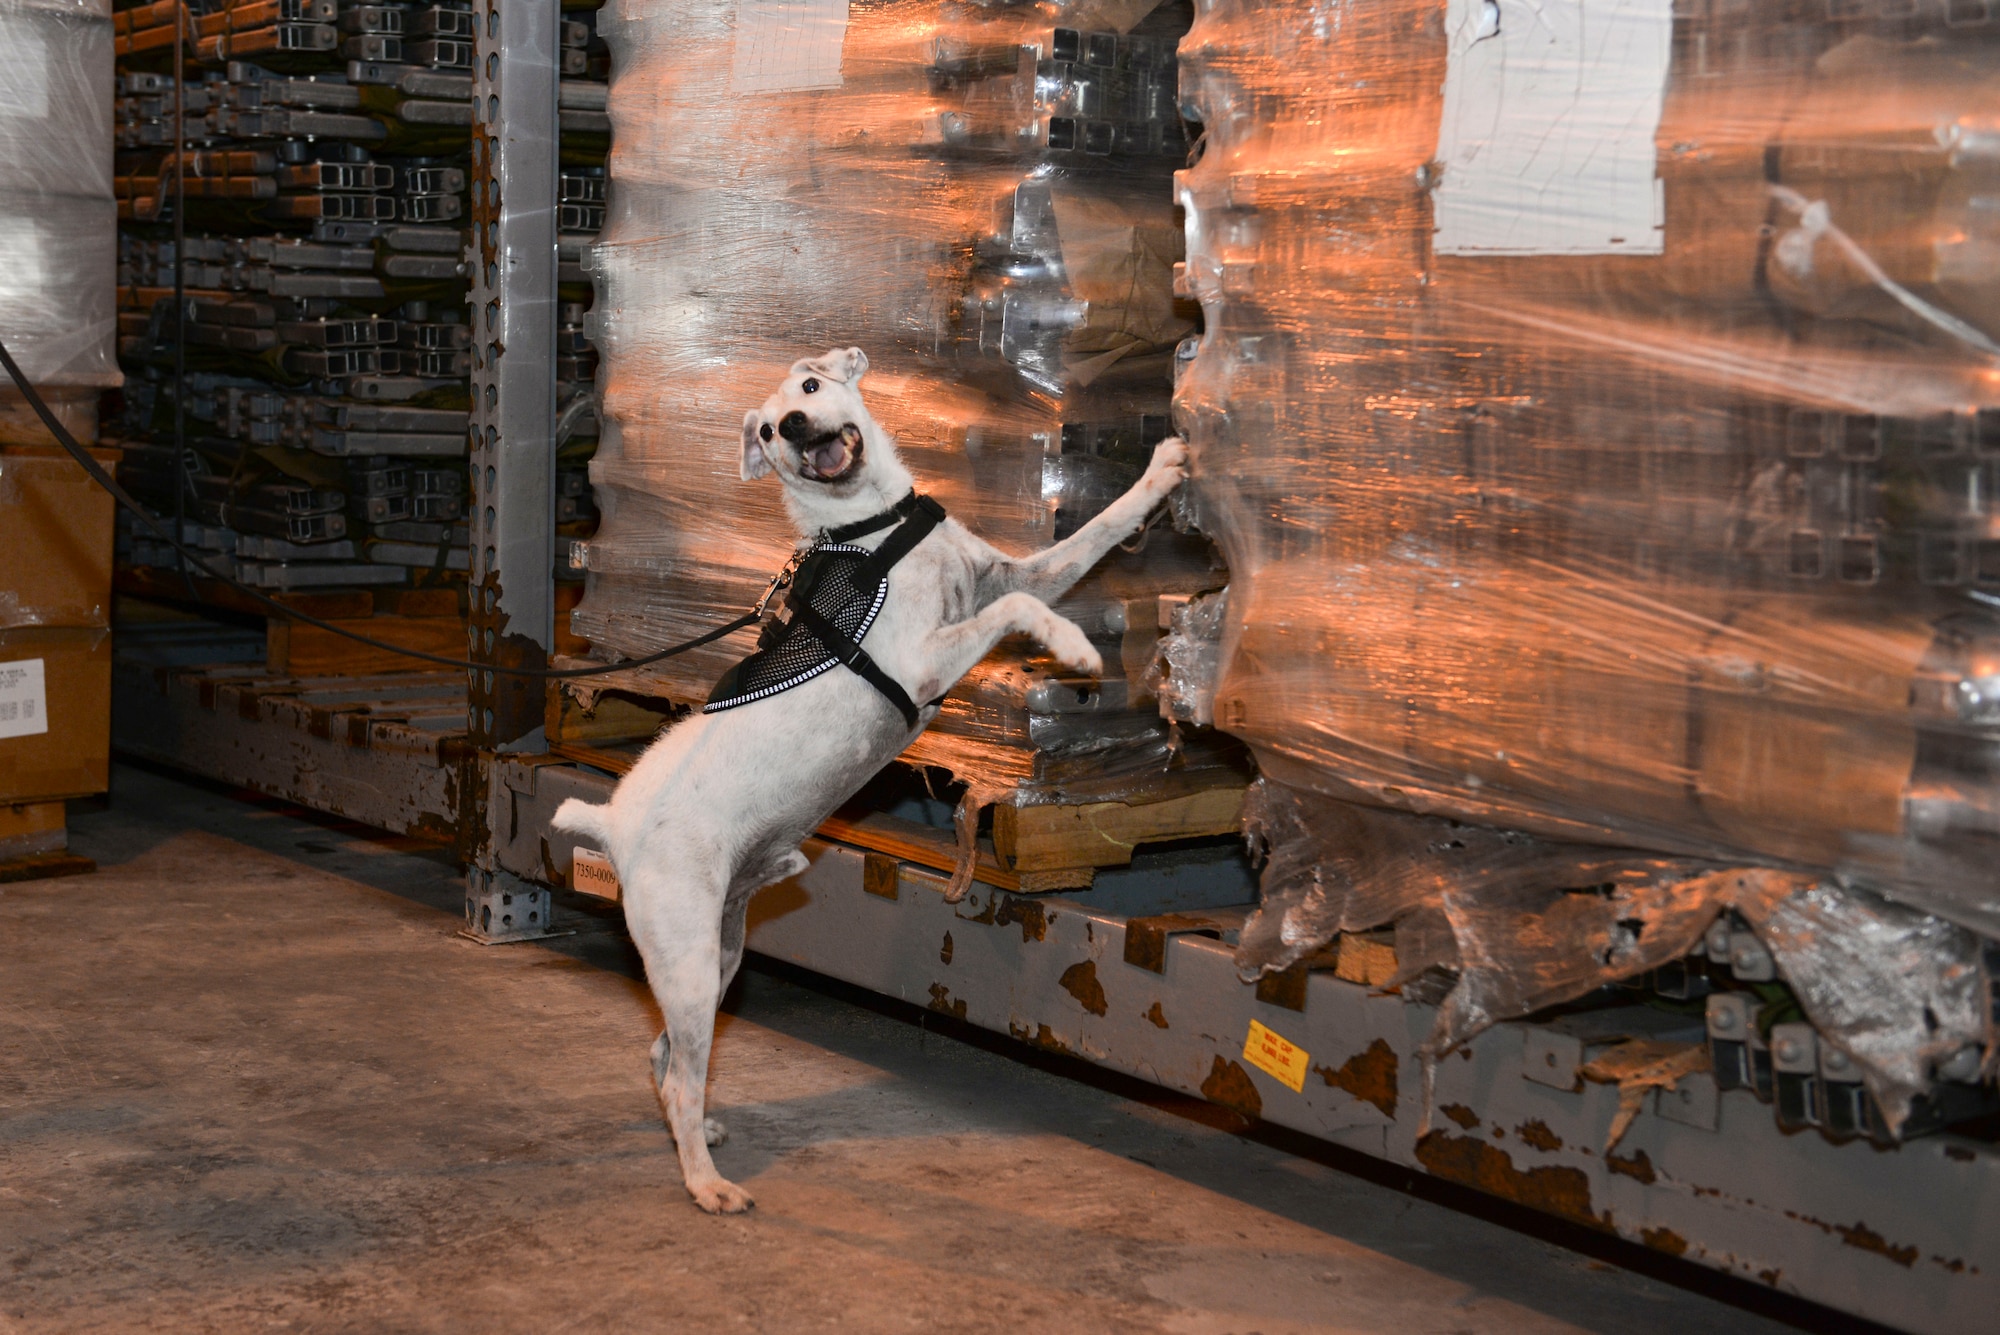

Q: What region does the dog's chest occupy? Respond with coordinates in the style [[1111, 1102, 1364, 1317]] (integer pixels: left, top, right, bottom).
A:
[[873, 535, 981, 635]]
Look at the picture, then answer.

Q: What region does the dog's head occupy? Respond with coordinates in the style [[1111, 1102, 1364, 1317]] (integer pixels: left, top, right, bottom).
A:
[[740, 348, 914, 531]]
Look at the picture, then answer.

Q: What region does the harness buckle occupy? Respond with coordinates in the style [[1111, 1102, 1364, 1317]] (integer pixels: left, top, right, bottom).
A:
[[752, 543, 815, 618]]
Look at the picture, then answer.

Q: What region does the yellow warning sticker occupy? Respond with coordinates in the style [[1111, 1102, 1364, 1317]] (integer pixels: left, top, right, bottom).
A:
[[1243, 1018, 1309, 1093], [571, 846, 621, 902]]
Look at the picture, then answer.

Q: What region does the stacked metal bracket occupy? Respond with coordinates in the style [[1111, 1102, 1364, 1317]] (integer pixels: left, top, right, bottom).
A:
[[109, 0, 607, 596]]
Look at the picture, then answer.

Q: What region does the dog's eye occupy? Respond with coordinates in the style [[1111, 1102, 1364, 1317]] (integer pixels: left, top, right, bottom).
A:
[[801, 378, 820, 394], [758, 422, 773, 442]]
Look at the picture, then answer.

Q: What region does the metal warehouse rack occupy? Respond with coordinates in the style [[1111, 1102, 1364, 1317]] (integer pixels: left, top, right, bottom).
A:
[[105, 6, 2000, 1333]]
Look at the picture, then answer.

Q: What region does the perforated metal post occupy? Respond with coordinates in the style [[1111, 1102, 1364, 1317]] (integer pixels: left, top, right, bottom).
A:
[[465, 0, 561, 939]]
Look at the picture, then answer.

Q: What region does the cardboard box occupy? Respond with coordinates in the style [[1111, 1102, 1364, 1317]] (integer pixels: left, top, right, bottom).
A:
[[0, 388, 99, 452], [0, 445, 118, 629], [0, 799, 67, 859], [0, 628, 111, 802]]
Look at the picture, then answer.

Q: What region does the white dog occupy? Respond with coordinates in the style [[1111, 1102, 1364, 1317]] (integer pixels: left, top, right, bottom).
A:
[[554, 347, 1188, 1213]]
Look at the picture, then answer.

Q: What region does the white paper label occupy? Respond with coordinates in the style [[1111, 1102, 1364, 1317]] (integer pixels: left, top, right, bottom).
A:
[[730, 0, 849, 94], [1433, 0, 1671, 256], [0, 29, 50, 120], [0, 658, 48, 740], [572, 845, 621, 901]]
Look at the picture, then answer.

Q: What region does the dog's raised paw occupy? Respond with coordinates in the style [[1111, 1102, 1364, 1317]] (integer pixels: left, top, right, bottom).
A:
[[1040, 620, 1103, 676], [703, 1117, 728, 1146], [1147, 436, 1190, 481], [690, 1178, 756, 1214]]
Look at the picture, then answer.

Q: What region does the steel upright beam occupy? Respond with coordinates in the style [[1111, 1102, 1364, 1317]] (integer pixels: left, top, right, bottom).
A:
[[465, 0, 561, 940], [468, 0, 559, 752]]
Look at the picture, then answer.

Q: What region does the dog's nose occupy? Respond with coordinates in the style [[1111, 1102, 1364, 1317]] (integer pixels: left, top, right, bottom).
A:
[[777, 410, 812, 443]]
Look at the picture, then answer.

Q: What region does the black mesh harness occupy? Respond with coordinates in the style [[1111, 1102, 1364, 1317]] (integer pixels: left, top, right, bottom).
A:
[[704, 491, 947, 727]]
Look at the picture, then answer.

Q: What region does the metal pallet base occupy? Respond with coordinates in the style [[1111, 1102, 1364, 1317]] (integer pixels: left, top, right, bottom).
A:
[[508, 761, 1997, 1335], [112, 625, 466, 841], [115, 638, 1998, 1334]]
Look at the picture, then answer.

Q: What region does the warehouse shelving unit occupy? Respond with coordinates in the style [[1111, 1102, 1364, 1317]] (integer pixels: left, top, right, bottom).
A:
[[104, 5, 2000, 1332]]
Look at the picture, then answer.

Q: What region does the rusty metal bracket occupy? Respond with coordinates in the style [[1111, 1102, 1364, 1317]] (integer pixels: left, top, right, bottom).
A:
[[1123, 912, 1228, 973]]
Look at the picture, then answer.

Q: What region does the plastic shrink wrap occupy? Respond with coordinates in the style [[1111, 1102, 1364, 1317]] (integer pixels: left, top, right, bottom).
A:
[[0, 0, 118, 390], [576, 0, 1243, 804], [1170, 0, 2000, 1127]]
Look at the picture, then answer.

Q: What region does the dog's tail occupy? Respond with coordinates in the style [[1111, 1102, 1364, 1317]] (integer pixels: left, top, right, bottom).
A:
[[552, 797, 612, 847]]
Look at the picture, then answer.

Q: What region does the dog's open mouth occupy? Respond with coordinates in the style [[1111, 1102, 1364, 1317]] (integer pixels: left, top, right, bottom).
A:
[[797, 424, 865, 483]]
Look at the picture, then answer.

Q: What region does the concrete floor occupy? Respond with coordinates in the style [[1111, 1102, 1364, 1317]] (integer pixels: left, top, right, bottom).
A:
[[0, 765, 1875, 1334]]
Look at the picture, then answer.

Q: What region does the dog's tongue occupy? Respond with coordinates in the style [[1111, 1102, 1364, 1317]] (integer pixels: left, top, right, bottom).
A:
[[807, 427, 861, 479], [807, 437, 850, 477]]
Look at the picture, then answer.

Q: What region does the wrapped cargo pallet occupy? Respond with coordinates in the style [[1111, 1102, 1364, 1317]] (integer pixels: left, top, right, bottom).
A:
[[1171, 0, 2000, 1129], [0, 0, 118, 442], [576, 0, 1243, 837], [0, 0, 116, 875]]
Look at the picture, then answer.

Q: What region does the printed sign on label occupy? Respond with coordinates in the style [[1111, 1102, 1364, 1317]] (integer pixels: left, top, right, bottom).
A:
[[0, 657, 48, 741], [571, 846, 622, 901], [1243, 1018, 1309, 1093], [1433, 0, 1672, 256], [0, 30, 51, 120], [730, 0, 849, 94]]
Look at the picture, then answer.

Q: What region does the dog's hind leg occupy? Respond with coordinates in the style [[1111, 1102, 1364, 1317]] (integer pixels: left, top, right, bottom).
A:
[[649, 1032, 728, 1147], [649, 847, 808, 1156], [628, 871, 754, 1213], [717, 844, 807, 998]]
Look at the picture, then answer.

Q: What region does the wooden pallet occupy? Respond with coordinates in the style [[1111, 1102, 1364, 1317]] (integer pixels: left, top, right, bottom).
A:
[[118, 569, 593, 678], [990, 787, 1246, 888], [546, 681, 677, 745], [549, 738, 1024, 889], [548, 735, 1246, 894], [0, 800, 94, 884], [0, 852, 97, 885]]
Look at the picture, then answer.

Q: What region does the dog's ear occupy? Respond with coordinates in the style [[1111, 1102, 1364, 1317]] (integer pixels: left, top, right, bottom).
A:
[[740, 410, 773, 481], [789, 347, 869, 386]]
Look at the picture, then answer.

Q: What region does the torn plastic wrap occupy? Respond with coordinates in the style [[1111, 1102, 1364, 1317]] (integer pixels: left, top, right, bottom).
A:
[[1748, 882, 1991, 1133], [1240, 779, 1991, 1138], [0, 0, 118, 389], [579, 0, 1235, 802], [1173, 0, 2000, 939], [1149, 585, 1226, 726]]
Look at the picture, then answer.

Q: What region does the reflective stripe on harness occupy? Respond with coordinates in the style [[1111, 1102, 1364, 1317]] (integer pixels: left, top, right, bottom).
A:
[[703, 491, 946, 727]]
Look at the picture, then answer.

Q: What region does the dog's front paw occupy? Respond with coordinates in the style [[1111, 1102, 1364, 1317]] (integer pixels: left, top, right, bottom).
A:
[[689, 1177, 756, 1214], [703, 1117, 728, 1146], [1143, 436, 1190, 492], [1042, 619, 1104, 677]]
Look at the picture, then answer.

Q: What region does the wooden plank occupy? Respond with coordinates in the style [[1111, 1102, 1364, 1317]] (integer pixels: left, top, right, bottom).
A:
[[547, 688, 673, 745], [268, 616, 465, 677], [991, 785, 1246, 872], [817, 809, 1018, 892], [549, 739, 644, 775], [1335, 930, 1400, 987], [545, 740, 1022, 890], [116, 566, 376, 621], [0, 852, 95, 885], [555, 583, 590, 657], [0, 800, 66, 842], [373, 587, 460, 618]]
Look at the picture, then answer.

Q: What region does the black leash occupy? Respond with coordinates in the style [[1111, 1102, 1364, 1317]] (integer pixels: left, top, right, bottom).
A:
[[0, 334, 760, 680]]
